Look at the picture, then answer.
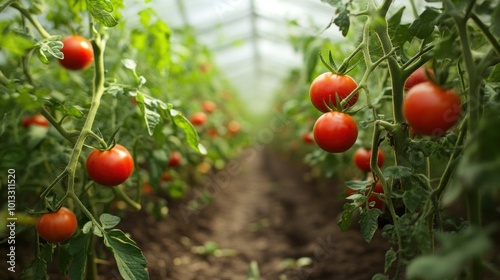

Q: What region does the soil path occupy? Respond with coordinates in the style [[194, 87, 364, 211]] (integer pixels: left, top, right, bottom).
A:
[[115, 148, 390, 280]]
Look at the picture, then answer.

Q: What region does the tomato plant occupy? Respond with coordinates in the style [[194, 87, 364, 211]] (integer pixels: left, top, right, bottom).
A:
[[22, 114, 49, 128], [403, 81, 462, 136], [353, 147, 384, 173], [309, 72, 359, 112], [86, 144, 134, 186], [37, 207, 77, 243], [313, 111, 358, 153], [59, 35, 94, 70]]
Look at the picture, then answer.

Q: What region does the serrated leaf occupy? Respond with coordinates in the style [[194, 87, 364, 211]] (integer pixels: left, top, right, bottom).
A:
[[86, 0, 118, 27], [345, 179, 370, 191], [38, 38, 64, 60], [170, 109, 207, 155], [100, 213, 121, 229], [68, 233, 92, 280], [383, 166, 413, 179], [334, 4, 350, 37], [408, 8, 440, 39], [384, 248, 397, 273], [136, 92, 162, 135], [337, 203, 357, 231], [103, 229, 149, 280], [402, 185, 430, 212], [359, 208, 381, 242]]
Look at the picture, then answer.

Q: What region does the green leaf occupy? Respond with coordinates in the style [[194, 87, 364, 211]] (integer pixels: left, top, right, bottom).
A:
[[37, 37, 64, 63], [359, 208, 381, 242], [334, 4, 350, 37], [68, 233, 92, 280], [345, 179, 370, 191], [493, 5, 500, 36], [170, 109, 207, 155], [372, 274, 388, 280], [402, 185, 430, 212], [100, 213, 121, 229], [86, 0, 118, 27], [384, 248, 397, 273], [0, 30, 35, 56], [408, 8, 440, 39], [337, 203, 357, 232], [20, 257, 49, 280], [136, 92, 162, 136], [406, 227, 492, 280], [383, 166, 413, 179], [103, 229, 149, 280], [320, 0, 341, 7]]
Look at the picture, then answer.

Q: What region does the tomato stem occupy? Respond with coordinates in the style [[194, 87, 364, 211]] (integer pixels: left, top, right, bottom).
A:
[[11, 2, 51, 39], [112, 186, 142, 211]]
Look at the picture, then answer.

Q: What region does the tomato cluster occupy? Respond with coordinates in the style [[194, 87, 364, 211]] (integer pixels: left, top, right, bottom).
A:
[[309, 72, 359, 153]]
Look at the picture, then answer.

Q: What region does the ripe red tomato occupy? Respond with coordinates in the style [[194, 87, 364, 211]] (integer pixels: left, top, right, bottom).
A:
[[403, 82, 461, 136], [404, 67, 434, 91], [59, 35, 94, 70], [168, 151, 182, 167], [301, 131, 314, 144], [37, 207, 77, 243], [309, 72, 359, 112], [202, 101, 217, 114], [86, 144, 134, 186], [190, 112, 207, 126], [313, 111, 358, 153], [353, 148, 385, 173], [228, 121, 241, 135], [22, 114, 49, 128], [207, 127, 218, 138], [367, 181, 385, 210]]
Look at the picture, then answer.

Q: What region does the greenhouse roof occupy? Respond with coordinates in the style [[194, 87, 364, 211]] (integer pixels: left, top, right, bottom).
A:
[[123, 0, 345, 112]]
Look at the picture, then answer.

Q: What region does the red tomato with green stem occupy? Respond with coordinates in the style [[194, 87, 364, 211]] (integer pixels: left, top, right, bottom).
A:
[[309, 72, 359, 112], [86, 144, 134, 186], [313, 111, 358, 153], [190, 112, 207, 126], [404, 67, 434, 91], [37, 207, 77, 243], [403, 82, 461, 136], [22, 114, 49, 128], [168, 151, 182, 167], [59, 35, 94, 70], [353, 147, 385, 173]]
